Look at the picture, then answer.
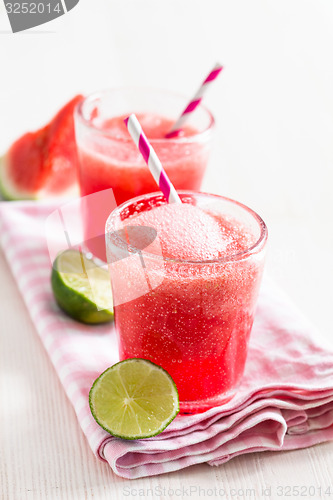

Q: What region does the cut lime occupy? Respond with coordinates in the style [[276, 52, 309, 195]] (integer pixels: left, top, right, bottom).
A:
[[89, 359, 179, 439], [51, 249, 114, 324]]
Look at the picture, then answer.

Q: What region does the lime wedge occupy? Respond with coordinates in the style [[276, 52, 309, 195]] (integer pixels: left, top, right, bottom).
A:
[[89, 359, 179, 439], [51, 249, 114, 324]]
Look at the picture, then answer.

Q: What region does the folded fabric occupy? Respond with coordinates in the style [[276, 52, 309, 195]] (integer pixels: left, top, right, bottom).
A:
[[0, 200, 332, 480]]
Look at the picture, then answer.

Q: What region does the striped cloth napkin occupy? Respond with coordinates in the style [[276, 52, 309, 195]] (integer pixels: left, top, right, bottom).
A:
[[1, 200, 333, 480]]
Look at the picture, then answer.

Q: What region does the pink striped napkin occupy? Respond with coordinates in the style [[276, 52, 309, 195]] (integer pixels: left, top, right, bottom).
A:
[[1, 200, 333, 480]]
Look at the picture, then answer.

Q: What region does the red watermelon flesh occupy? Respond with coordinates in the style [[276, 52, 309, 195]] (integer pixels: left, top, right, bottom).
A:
[[0, 95, 83, 200], [6, 127, 49, 193]]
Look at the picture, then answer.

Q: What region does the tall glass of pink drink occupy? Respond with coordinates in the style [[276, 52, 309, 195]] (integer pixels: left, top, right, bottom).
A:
[[106, 191, 267, 413], [74, 89, 214, 261]]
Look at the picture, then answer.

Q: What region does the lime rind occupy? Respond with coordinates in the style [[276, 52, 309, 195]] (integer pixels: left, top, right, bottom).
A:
[[89, 359, 179, 440]]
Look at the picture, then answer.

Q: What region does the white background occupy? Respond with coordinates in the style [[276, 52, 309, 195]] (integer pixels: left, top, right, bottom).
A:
[[1, 1, 333, 499]]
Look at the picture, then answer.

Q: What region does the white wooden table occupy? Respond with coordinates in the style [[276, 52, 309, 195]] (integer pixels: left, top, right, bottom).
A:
[[1, 1, 333, 498]]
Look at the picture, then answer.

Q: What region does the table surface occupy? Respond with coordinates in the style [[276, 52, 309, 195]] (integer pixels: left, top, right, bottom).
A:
[[1, 1, 333, 499]]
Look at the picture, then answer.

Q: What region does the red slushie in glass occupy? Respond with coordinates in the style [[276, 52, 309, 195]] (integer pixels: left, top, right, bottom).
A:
[[74, 89, 214, 261], [106, 192, 267, 413]]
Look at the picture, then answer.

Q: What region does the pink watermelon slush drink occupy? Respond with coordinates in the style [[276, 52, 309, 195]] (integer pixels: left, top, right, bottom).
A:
[[106, 192, 267, 413], [74, 89, 214, 261]]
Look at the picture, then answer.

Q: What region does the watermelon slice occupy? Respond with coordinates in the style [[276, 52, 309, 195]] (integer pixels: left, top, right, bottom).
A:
[[0, 95, 83, 200]]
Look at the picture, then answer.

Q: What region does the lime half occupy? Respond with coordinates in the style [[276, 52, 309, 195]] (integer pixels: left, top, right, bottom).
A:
[[51, 249, 114, 324], [89, 359, 179, 439]]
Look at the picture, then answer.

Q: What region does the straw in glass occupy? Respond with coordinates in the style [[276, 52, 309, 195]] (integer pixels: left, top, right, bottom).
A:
[[124, 114, 182, 204], [166, 62, 223, 138]]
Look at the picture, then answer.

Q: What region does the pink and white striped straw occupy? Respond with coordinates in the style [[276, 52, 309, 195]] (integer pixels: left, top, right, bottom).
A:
[[124, 114, 182, 204], [166, 63, 223, 139]]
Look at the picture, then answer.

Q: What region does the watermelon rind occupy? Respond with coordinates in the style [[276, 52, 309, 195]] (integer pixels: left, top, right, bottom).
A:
[[0, 155, 38, 201], [0, 155, 79, 201]]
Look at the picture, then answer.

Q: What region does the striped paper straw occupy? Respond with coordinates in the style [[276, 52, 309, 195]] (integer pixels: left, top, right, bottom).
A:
[[124, 114, 182, 204], [166, 63, 223, 139]]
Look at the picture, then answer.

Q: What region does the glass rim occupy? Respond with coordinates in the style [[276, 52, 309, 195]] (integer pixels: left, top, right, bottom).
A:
[[106, 190, 268, 265], [74, 87, 215, 145]]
